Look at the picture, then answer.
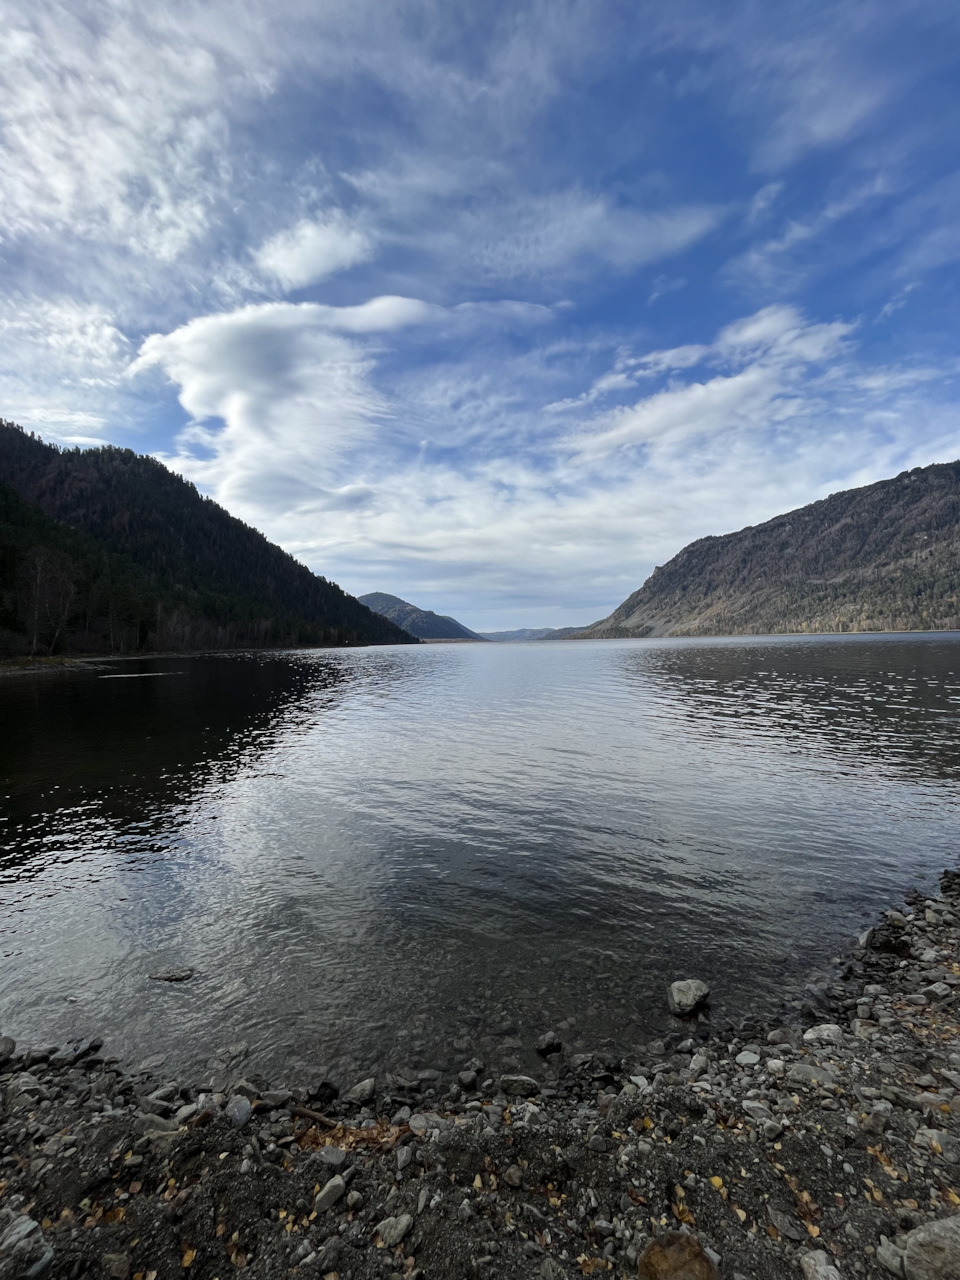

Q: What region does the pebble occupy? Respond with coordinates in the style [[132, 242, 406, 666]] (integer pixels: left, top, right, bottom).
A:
[[535, 1031, 563, 1056], [314, 1174, 346, 1214], [344, 1077, 375, 1105], [802, 1023, 845, 1046], [224, 1095, 252, 1129], [375, 1213, 413, 1247], [499, 1074, 540, 1097], [800, 1252, 842, 1280], [2, 875, 960, 1280]]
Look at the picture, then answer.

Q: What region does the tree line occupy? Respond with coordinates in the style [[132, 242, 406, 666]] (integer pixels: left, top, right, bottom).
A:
[[0, 421, 414, 656]]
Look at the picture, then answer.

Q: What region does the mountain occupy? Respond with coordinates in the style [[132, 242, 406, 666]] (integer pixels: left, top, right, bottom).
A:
[[0, 420, 415, 656], [479, 627, 587, 642], [580, 459, 960, 639], [358, 592, 484, 641]]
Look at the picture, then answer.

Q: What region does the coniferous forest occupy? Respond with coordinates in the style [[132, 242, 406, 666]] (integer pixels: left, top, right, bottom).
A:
[[0, 421, 415, 656]]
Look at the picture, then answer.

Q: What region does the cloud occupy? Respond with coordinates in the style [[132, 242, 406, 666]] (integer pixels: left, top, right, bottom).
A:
[[647, 275, 686, 304], [0, 295, 134, 441], [129, 299, 432, 507], [567, 306, 854, 457], [136, 298, 960, 628], [465, 191, 726, 280], [4, 0, 960, 626], [255, 215, 375, 289]]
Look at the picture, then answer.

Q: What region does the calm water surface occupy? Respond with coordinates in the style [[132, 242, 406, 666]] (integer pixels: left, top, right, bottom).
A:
[[2, 635, 960, 1086]]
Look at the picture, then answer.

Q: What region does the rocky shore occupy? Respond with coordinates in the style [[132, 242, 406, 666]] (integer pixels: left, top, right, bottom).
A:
[[4, 876, 960, 1280]]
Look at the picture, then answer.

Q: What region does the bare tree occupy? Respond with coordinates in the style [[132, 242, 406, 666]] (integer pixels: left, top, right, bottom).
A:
[[19, 549, 78, 655]]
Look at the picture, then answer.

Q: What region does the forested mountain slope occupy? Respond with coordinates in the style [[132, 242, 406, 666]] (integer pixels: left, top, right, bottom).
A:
[[580, 460, 960, 638], [0, 421, 415, 655], [358, 592, 484, 640]]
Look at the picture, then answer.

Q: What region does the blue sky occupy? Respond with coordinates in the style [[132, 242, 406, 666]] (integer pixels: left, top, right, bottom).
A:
[[2, 0, 960, 629]]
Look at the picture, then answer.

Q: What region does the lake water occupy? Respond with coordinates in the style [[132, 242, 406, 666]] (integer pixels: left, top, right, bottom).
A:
[[2, 635, 960, 1088]]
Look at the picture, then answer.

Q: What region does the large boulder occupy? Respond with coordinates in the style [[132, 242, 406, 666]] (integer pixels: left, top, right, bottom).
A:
[[667, 979, 710, 1016], [904, 1216, 960, 1280], [0, 1209, 53, 1280], [637, 1232, 718, 1279]]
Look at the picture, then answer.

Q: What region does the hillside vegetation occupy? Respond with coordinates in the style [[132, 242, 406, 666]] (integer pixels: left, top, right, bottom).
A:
[[0, 421, 414, 656], [359, 592, 483, 640], [581, 460, 960, 638]]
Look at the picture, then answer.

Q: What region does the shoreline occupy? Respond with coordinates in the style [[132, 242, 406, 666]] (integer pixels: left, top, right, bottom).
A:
[[3, 880, 960, 1279]]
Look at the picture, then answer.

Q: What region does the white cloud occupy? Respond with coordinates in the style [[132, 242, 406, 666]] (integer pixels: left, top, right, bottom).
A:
[[255, 215, 375, 289], [0, 296, 134, 442], [134, 298, 960, 627], [568, 306, 854, 457], [465, 191, 726, 279], [129, 299, 431, 508]]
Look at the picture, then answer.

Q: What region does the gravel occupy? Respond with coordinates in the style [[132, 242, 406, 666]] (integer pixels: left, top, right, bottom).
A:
[[3, 870, 960, 1279]]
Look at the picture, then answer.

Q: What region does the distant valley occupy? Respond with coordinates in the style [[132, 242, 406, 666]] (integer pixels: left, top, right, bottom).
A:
[[358, 592, 484, 641], [477, 626, 586, 642], [580, 459, 960, 639]]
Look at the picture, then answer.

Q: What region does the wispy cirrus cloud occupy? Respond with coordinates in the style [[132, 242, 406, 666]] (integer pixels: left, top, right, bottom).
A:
[[131, 299, 960, 627], [3, 0, 960, 624]]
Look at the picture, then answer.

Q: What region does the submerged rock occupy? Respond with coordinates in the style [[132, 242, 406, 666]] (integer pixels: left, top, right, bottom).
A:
[[147, 967, 194, 983], [535, 1030, 563, 1056]]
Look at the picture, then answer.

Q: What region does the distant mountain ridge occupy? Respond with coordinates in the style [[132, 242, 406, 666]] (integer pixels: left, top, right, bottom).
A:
[[478, 627, 586, 642], [0, 421, 415, 655], [358, 592, 484, 640], [580, 459, 960, 639]]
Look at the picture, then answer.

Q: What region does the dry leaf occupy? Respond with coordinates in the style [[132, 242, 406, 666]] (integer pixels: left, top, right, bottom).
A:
[[181, 1249, 196, 1269], [671, 1202, 696, 1226]]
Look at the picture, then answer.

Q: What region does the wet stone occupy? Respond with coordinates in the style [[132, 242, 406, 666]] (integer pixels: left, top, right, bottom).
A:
[[225, 1095, 252, 1129], [345, 1077, 376, 1105], [667, 978, 710, 1016]]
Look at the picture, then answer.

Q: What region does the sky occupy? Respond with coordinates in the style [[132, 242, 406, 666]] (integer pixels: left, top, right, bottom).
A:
[[2, 0, 960, 630]]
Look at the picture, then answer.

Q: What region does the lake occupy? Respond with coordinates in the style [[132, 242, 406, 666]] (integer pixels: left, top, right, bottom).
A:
[[2, 634, 959, 1088]]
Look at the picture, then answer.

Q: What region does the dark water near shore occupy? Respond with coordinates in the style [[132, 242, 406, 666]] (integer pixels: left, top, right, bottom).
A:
[[2, 635, 960, 1087]]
